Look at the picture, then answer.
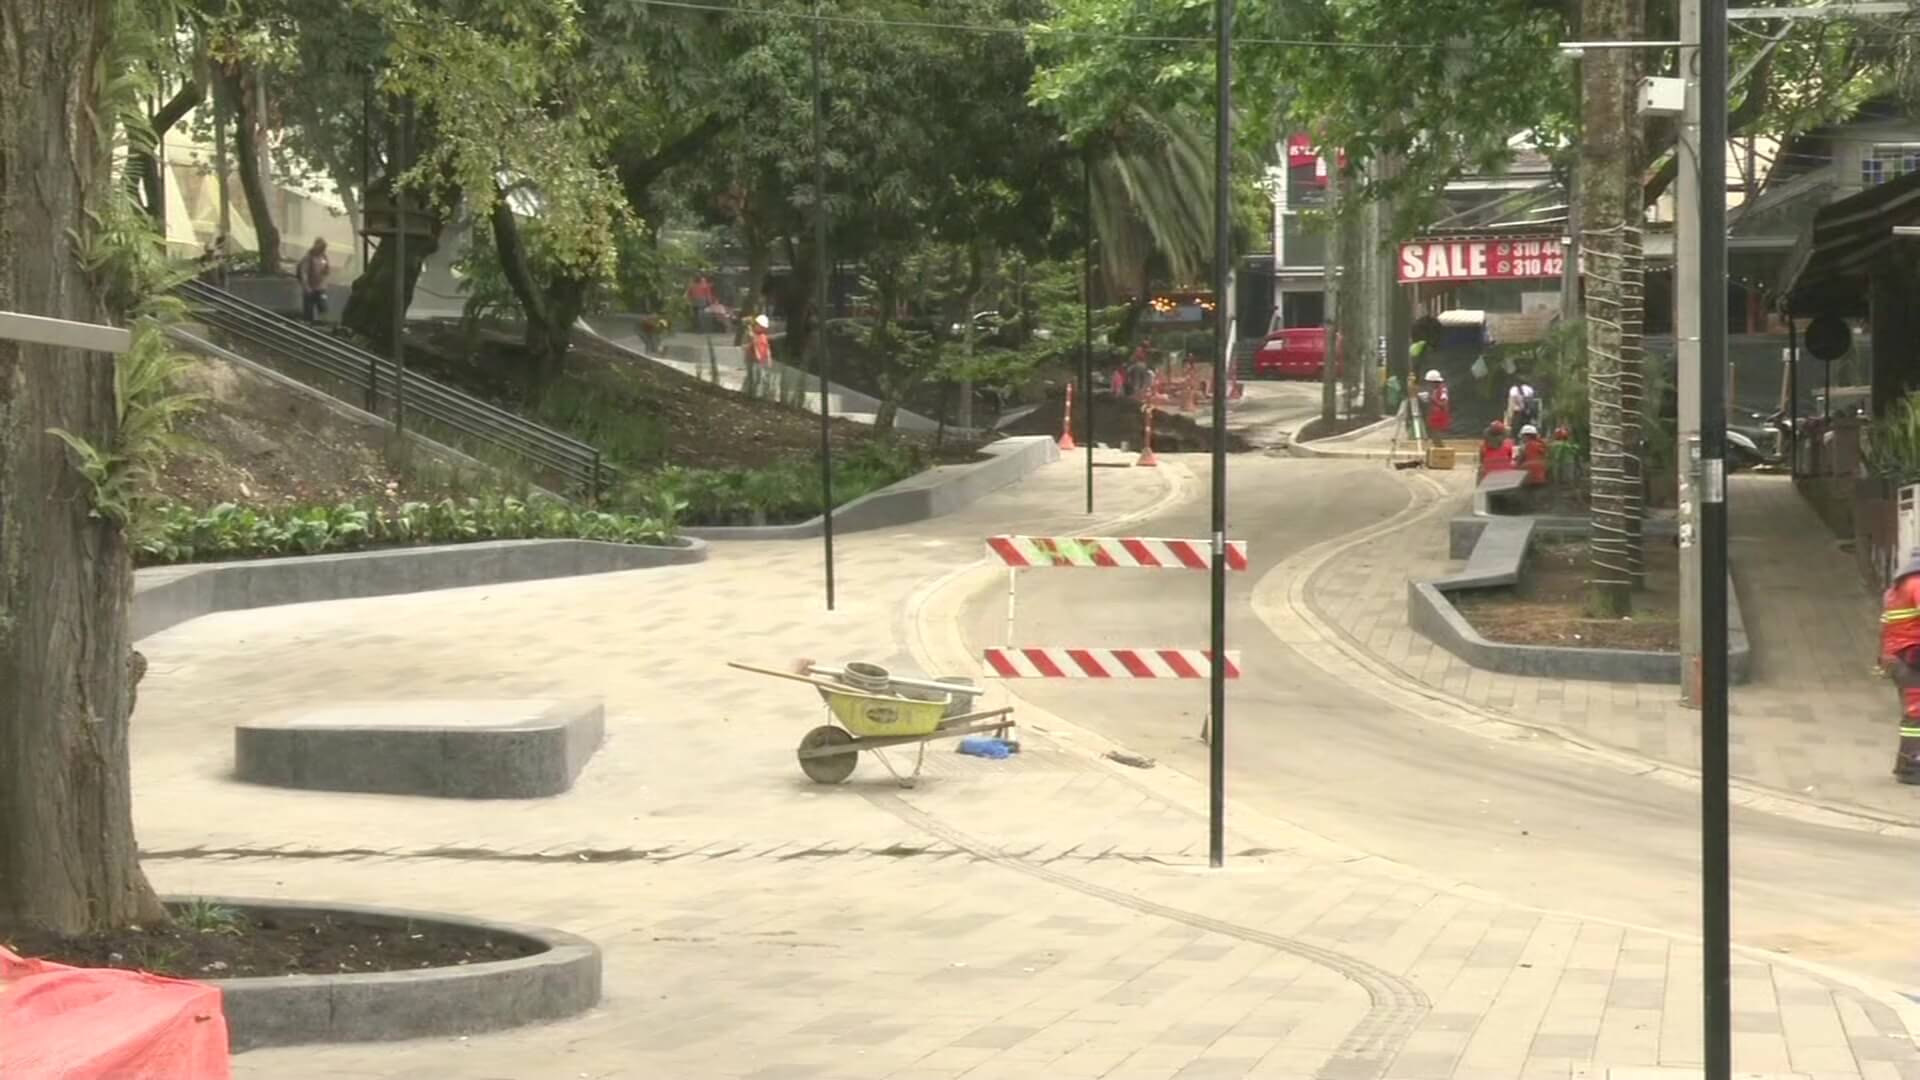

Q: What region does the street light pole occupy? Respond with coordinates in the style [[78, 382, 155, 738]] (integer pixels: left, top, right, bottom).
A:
[[1699, 0, 1733, 1072], [1208, 0, 1233, 870]]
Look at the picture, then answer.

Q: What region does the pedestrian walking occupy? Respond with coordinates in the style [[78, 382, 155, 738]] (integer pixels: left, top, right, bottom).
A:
[[688, 274, 716, 333], [1879, 556, 1920, 784], [295, 237, 331, 323]]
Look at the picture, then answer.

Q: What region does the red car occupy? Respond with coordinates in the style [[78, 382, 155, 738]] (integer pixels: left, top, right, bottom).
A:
[[1253, 326, 1341, 379]]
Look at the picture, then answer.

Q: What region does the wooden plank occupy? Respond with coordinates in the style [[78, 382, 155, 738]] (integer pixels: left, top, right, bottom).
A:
[[0, 311, 130, 355]]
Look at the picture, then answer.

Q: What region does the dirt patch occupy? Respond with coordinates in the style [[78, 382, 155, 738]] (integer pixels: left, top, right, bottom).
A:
[[155, 355, 480, 510], [1000, 388, 1252, 453], [1, 902, 540, 979], [1453, 540, 1680, 651]]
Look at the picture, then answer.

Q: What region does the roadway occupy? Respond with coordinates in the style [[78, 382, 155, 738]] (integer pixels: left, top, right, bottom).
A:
[[960, 450, 1920, 992]]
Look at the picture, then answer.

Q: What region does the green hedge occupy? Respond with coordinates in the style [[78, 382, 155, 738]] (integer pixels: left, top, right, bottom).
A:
[[137, 496, 679, 567]]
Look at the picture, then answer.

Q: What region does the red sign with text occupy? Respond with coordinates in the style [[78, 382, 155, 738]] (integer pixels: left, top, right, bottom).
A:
[[1397, 238, 1565, 284]]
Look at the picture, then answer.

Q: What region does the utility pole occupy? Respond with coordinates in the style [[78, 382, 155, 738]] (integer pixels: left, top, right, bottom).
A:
[[1677, 0, 1705, 708], [1208, 0, 1233, 871]]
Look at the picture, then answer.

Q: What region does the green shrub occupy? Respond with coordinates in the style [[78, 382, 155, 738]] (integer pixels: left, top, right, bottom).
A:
[[136, 495, 677, 566], [612, 441, 925, 526]]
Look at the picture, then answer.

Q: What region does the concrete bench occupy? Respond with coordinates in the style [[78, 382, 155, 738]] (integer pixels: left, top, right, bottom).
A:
[[1471, 468, 1529, 516], [1439, 516, 1534, 590]]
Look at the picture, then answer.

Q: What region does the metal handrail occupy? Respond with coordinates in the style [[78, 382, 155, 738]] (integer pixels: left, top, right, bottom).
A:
[[177, 281, 602, 496]]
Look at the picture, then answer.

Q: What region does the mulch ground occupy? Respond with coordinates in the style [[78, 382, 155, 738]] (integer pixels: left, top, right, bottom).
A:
[[2, 903, 540, 980], [1000, 388, 1252, 453], [1453, 540, 1680, 652], [408, 325, 983, 472]]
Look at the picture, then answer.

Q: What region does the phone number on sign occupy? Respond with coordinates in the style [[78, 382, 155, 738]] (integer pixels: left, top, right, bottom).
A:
[[1496, 255, 1564, 277]]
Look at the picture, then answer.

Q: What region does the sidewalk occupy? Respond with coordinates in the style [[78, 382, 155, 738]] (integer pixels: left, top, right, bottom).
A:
[[127, 456, 1920, 1077], [1303, 471, 1920, 824]]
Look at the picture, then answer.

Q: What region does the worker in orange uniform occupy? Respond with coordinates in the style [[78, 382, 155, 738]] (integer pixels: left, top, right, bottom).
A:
[[751, 313, 773, 367], [1879, 555, 1920, 784], [1516, 423, 1550, 485], [1477, 420, 1516, 480]]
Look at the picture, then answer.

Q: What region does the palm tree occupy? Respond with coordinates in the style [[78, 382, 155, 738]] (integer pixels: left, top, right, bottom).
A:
[[1083, 105, 1215, 341], [1580, 0, 1648, 614]]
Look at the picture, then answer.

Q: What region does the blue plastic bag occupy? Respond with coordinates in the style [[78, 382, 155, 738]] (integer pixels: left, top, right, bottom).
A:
[[956, 736, 1013, 760]]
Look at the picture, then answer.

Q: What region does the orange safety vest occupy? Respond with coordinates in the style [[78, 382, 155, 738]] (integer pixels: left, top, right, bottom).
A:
[[1480, 440, 1515, 474], [1882, 573, 1920, 661], [1519, 438, 1549, 484]]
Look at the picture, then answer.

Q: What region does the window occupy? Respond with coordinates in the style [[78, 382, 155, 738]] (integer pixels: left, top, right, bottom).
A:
[[1863, 143, 1920, 187]]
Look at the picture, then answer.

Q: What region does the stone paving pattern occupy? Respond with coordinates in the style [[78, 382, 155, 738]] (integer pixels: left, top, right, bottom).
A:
[[1308, 472, 1920, 824], [129, 455, 1920, 1077]]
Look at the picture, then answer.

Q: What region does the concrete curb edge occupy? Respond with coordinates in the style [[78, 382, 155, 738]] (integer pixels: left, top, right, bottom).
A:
[[177, 894, 602, 1051], [133, 537, 706, 642]]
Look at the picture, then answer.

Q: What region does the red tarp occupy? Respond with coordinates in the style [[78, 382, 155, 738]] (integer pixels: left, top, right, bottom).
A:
[[0, 945, 229, 1079]]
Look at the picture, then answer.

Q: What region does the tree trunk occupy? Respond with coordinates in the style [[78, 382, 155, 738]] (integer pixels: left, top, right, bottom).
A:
[[135, 79, 202, 224], [0, 0, 166, 936], [1337, 179, 1368, 418], [1581, 0, 1648, 614], [1320, 162, 1342, 424], [226, 66, 281, 274], [344, 210, 445, 355], [529, 275, 588, 385]]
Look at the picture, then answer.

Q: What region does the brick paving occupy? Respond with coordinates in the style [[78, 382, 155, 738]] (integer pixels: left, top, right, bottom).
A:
[[127, 455, 1919, 1077], [1304, 471, 1920, 824]]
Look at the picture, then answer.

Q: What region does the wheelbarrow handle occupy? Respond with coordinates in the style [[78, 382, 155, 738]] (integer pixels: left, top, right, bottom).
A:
[[726, 661, 842, 688]]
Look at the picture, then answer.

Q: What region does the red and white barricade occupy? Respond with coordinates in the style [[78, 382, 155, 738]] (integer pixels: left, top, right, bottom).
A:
[[985, 534, 1245, 678]]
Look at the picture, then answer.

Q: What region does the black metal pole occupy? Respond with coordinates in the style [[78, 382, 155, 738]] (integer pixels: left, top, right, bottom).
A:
[[393, 97, 410, 436], [1208, 0, 1232, 870], [1083, 146, 1095, 515], [813, 2, 836, 611], [1787, 302, 1799, 478], [1698, 0, 1732, 1072]]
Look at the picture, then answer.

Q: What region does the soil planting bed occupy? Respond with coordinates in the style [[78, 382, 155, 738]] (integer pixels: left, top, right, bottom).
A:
[[1, 901, 541, 980], [1002, 389, 1252, 453], [1453, 540, 1680, 652]]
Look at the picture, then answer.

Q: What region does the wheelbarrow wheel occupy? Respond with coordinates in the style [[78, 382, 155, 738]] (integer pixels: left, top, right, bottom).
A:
[[797, 726, 858, 784]]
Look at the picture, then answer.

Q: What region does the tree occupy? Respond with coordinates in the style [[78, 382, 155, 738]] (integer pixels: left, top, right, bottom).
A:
[[1, 0, 168, 936], [1579, 0, 1647, 614]]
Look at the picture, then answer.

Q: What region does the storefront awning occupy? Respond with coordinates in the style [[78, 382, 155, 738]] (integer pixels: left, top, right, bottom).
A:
[[1779, 169, 1920, 316]]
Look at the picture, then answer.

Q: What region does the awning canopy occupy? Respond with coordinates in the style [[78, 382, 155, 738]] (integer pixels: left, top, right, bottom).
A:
[[1779, 168, 1920, 316]]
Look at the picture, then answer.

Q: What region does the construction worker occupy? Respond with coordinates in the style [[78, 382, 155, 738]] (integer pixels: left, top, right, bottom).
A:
[[1879, 555, 1920, 784], [1420, 369, 1452, 436], [1516, 423, 1549, 485], [1478, 420, 1516, 479]]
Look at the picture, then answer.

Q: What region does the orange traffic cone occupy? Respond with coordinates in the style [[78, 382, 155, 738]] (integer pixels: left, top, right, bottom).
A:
[[1058, 381, 1077, 451], [1135, 404, 1159, 467]]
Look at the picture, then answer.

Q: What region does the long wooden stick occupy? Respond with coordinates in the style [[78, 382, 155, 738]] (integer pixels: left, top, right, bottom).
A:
[[726, 661, 840, 688]]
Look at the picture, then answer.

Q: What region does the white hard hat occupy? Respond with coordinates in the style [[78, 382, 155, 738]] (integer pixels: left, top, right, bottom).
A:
[[754, 314, 770, 329], [1520, 424, 1539, 436], [1424, 369, 1443, 382]]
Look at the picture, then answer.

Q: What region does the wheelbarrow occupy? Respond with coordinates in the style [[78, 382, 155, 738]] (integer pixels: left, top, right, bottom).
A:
[[727, 661, 1017, 787]]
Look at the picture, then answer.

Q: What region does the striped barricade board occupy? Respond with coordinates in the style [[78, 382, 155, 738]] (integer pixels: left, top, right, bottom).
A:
[[987, 535, 1248, 571], [985, 647, 1242, 680]]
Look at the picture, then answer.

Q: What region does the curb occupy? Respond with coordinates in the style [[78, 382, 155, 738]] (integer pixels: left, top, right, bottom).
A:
[[181, 895, 602, 1051], [133, 538, 706, 642], [682, 436, 1060, 542], [1410, 518, 1754, 685], [1283, 413, 1411, 461]]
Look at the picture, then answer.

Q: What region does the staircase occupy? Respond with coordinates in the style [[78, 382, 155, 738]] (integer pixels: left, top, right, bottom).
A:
[[177, 281, 605, 497]]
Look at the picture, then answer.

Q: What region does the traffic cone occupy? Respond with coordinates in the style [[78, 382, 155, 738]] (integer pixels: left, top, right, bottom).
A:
[[1135, 404, 1159, 467], [1058, 381, 1077, 451]]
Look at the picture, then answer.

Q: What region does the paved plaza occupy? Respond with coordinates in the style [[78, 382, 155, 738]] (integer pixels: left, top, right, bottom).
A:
[[130, 447, 1920, 1077]]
